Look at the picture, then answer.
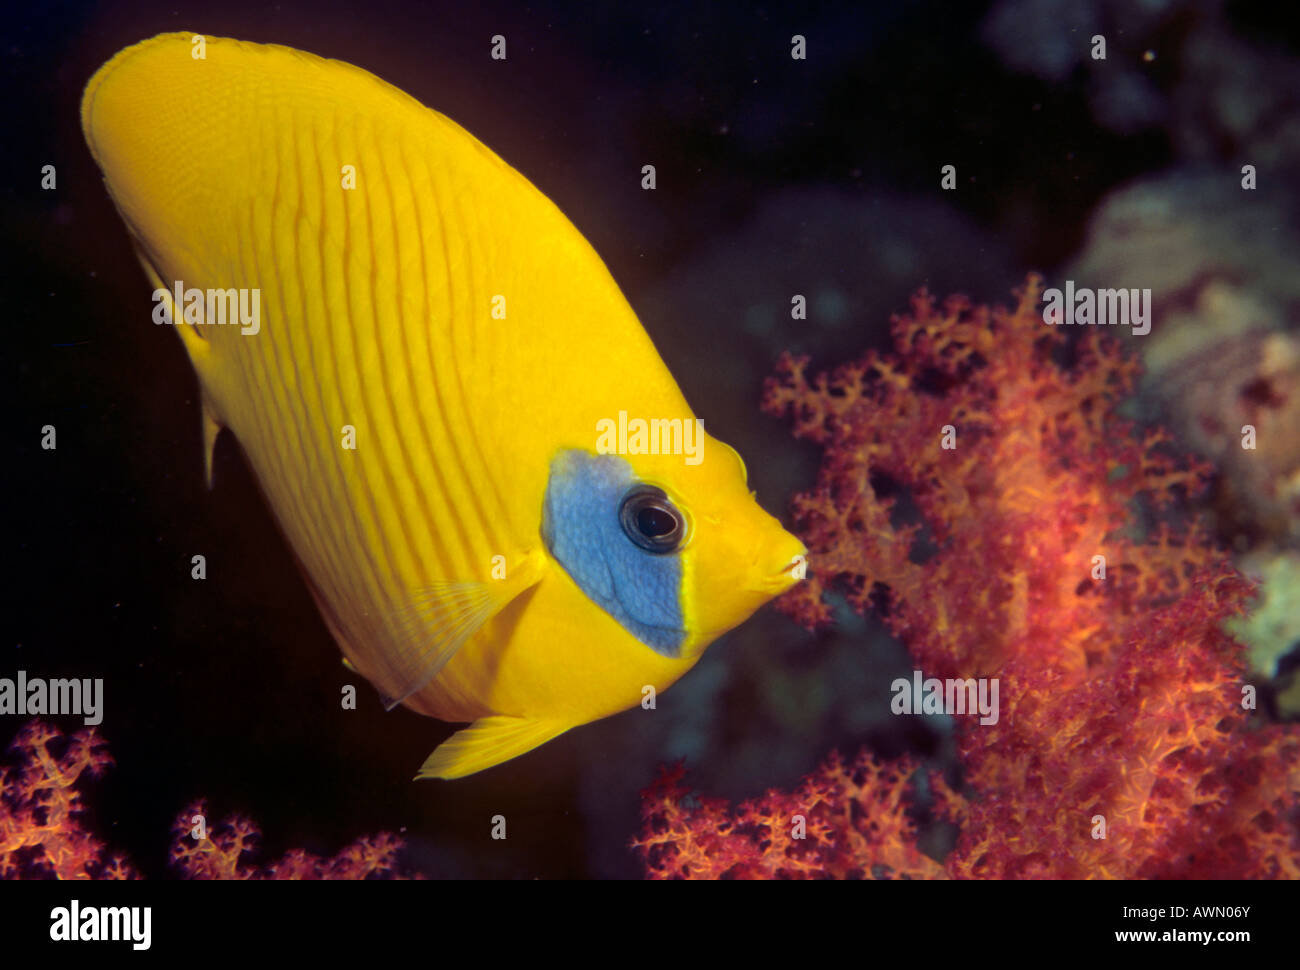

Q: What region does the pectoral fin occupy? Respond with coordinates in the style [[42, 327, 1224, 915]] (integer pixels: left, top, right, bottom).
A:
[[376, 551, 546, 711], [416, 716, 571, 780]]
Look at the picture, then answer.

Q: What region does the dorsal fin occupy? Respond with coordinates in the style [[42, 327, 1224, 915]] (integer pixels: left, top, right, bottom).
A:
[[199, 392, 221, 489], [131, 243, 223, 487]]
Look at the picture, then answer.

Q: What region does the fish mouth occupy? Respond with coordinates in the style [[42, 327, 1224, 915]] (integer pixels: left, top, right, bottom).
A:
[[746, 550, 809, 595]]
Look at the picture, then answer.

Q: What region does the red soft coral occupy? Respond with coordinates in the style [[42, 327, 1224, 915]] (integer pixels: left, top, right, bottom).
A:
[[1, 720, 417, 880], [636, 276, 1300, 879], [169, 800, 412, 880], [0, 721, 133, 879], [633, 752, 945, 879]]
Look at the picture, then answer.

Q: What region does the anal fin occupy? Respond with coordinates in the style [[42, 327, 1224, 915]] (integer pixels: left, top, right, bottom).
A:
[[416, 716, 571, 780]]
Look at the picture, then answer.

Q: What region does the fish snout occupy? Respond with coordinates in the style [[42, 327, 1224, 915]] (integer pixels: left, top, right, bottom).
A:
[[744, 531, 808, 596]]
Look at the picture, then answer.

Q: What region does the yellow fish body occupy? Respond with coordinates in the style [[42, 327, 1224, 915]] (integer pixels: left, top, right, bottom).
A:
[[82, 32, 805, 779]]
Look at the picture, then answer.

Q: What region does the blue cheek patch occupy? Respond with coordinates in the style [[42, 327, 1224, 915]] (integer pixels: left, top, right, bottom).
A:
[[540, 450, 685, 656]]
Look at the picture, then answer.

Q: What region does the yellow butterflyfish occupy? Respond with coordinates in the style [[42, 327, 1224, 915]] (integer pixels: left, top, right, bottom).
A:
[[81, 32, 806, 779]]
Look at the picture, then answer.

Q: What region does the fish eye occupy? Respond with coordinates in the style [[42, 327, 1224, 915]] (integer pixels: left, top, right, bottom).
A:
[[619, 485, 686, 554]]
